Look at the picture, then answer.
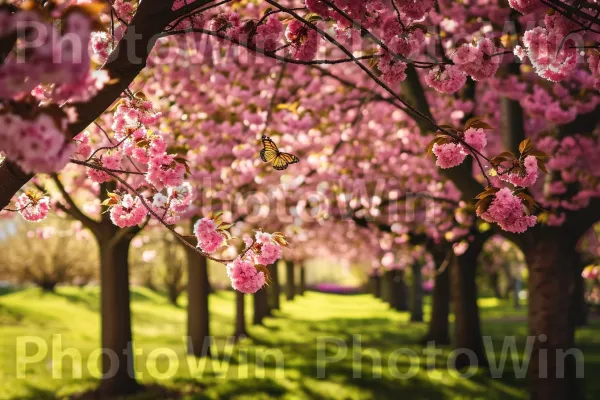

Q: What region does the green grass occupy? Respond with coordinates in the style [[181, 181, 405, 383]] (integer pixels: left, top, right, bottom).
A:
[[1, 287, 599, 399]]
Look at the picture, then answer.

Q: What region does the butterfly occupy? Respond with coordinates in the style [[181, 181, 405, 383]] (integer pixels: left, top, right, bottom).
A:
[[260, 135, 300, 171]]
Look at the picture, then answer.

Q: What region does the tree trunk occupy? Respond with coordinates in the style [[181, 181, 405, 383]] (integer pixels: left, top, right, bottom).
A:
[[298, 264, 306, 295], [269, 262, 281, 310], [186, 251, 210, 357], [452, 239, 488, 369], [285, 260, 295, 301], [410, 263, 424, 322], [422, 250, 451, 345], [571, 251, 588, 328], [233, 291, 248, 341], [98, 235, 140, 395], [387, 269, 409, 311], [490, 271, 502, 299], [253, 287, 270, 325], [370, 274, 382, 299], [526, 229, 580, 399]]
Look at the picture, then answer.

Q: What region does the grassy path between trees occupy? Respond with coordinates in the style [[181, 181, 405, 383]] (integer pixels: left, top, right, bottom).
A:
[[1, 287, 599, 399]]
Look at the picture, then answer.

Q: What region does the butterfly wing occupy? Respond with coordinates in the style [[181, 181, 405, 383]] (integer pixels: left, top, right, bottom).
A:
[[260, 136, 280, 163], [279, 152, 300, 165]]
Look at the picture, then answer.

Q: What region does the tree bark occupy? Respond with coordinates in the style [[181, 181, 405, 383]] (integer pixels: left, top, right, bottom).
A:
[[370, 274, 382, 299], [98, 235, 140, 396], [422, 250, 451, 345], [269, 262, 281, 310], [233, 291, 248, 341], [298, 264, 306, 295], [525, 228, 581, 400], [186, 251, 210, 357], [410, 262, 424, 322], [253, 287, 270, 325], [285, 260, 295, 301], [452, 238, 488, 369], [387, 269, 409, 311], [570, 251, 588, 328]]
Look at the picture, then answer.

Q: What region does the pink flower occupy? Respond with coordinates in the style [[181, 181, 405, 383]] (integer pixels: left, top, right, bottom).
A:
[[424, 65, 467, 94], [109, 194, 147, 228], [286, 20, 318, 61], [87, 152, 123, 183], [227, 257, 266, 294], [452, 39, 500, 81], [463, 128, 487, 152], [478, 188, 537, 233], [499, 155, 539, 187], [254, 16, 283, 52], [146, 153, 186, 191], [432, 142, 467, 168], [194, 217, 225, 254], [377, 51, 407, 85], [256, 242, 283, 265], [16, 193, 50, 222]]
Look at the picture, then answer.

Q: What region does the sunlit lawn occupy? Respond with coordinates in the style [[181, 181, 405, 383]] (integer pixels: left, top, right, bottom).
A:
[[1, 286, 599, 399]]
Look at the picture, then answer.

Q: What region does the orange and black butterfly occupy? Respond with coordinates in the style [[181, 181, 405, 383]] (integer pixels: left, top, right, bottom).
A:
[[260, 135, 299, 171]]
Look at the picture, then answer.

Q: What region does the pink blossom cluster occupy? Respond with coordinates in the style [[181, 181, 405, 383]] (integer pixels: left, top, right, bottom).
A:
[[87, 152, 123, 183], [109, 194, 147, 228], [16, 193, 50, 222], [0, 9, 94, 100], [91, 31, 112, 61], [498, 156, 539, 188], [306, 0, 387, 31], [588, 53, 600, 91], [424, 65, 467, 94], [432, 128, 487, 169], [377, 52, 407, 85], [583, 266, 600, 281], [146, 153, 186, 191], [254, 16, 284, 52], [0, 112, 76, 174], [112, 99, 162, 139], [508, 0, 545, 14], [381, 16, 424, 58], [74, 132, 92, 159], [168, 182, 194, 213], [194, 218, 225, 254], [150, 183, 193, 225], [285, 20, 319, 61], [226, 257, 266, 294], [394, 0, 434, 20], [521, 27, 577, 82], [478, 188, 537, 233], [520, 87, 577, 125], [151, 193, 180, 225], [452, 38, 500, 81], [252, 231, 284, 266], [122, 129, 167, 164]]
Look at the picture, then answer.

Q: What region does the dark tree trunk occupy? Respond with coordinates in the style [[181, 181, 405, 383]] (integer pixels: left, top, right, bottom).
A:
[[269, 262, 281, 310], [490, 271, 502, 299], [370, 274, 382, 299], [422, 249, 451, 345], [525, 228, 581, 400], [452, 238, 488, 369], [410, 263, 424, 322], [186, 251, 210, 357], [253, 287, 270, 325], [298, 264, 306, 295], [233, 291, 248, 341], [39, 281, 58, 293], [571, 251, 588, 328], [285, 260, 295, 301], [387, 270, 409, 311], [98, 235, 140, 396]]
